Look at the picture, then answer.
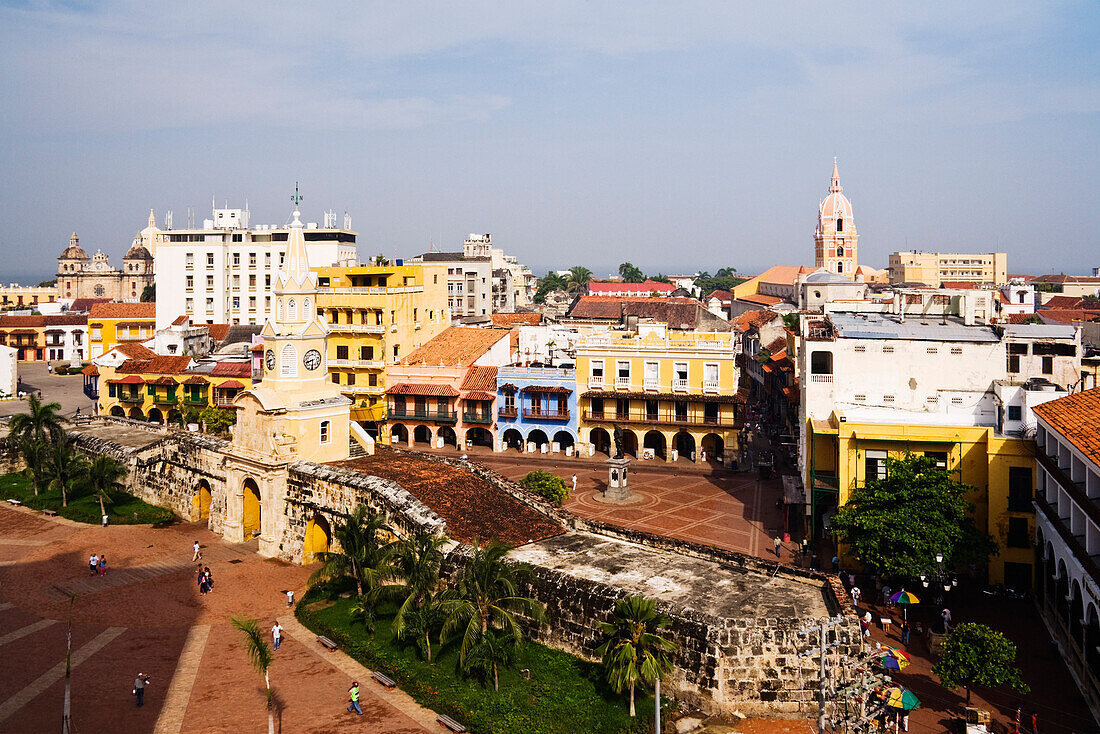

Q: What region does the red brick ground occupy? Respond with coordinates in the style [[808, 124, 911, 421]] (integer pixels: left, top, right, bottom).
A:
[[0, 505, 433, 734]]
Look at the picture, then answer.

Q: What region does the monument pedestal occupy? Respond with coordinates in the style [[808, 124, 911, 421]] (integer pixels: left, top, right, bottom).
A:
[[604, 456, 632, 502]]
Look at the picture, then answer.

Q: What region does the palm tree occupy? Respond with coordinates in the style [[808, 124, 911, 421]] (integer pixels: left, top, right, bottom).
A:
[[231, 616, 275, 734], [618, 262, 645, 283], [596, 595, 676, 717], [398, 590, 451, 662], [388, 530, 448, 639], [85, 455, 128, 518], [565, 266, 593, 294], [45, 433, 87, 507], [18, 435, 49, 496], [440, 539, 547, 668], [9, 393, 64, 444], [308, 505, 397, 598], [465, 629, 517, 691]]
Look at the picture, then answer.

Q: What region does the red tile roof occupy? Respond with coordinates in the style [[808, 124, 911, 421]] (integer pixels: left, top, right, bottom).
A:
[[490, 312, 542, 327], [461, 366, 498, 392], [208, 324, 232, 341], [765, 337, 787, 353], [386, 383, 460, 397], [939, 281, 983, 290], [182, 376, 209, 385], [588, 280, 676, 295], [736, 293, 784, 306], [149, 376, 178, 386], [89, 302, 156, 319], [215, 379, 246, 389], [402, 327, 509, 367], [107, 374, 145, 384], [1040, 296, 1086, 310], [461, 391, 496, 402], [1033, 388, 1100, 467], [171, 314, 189, 326], [0, 314, 87, 328], [117, 356, 194, 375], [112, 342, 157, 360], [210, 361, 252, 377], [81, 365, 98, 376], [69, 298, 112, 313]]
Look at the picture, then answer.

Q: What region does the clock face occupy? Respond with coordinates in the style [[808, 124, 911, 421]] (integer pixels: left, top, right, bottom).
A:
[[265, 349, 276, 370], [303, 349, 322, 371]]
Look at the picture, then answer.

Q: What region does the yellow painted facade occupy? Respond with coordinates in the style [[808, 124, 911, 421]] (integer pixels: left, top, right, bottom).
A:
[[575, 328, 742, 462], [97, 363, 254, 421], [312, 263, 450, 423], [806, 413, 1036, 585], [88, 307, 157, 358]]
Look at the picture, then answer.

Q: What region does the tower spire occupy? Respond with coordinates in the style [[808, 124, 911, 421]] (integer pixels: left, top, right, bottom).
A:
[[830, 157, 842, 193], [277, 182, 312, 287]]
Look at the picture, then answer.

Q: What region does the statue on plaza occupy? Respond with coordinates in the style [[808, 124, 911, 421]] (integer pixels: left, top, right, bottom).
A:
[[613, 425, 625, 459]]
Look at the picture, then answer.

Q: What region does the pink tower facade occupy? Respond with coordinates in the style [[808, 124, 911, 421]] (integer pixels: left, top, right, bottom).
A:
[[814, 160, 859, 275]]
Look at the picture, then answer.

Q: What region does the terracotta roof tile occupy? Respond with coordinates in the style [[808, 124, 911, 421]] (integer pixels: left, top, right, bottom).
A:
[[1041, 296, 1087, 310], [461, 366, 499, 392], [171, 314, 189, 326], [69, 298, 112, 313], [89, 302, 156, 319], [182, 376, 209, 385], [0, 314, 87, 328], [149, 376, 178, 386], [116, 356, 193, 375], [107, 374, 145, 384], [461, 391, 496, 402], [210, 361, 252, 377], [81, 365, 99, 376], [736, 293, 783, 306], [588, 280, 676, 295], [112, 342, 157, 360], [765, 337, 787, 353], [401, 327, 509, 367], [215, 379, 246, 389], [1033, 388, 1100, 466], [490, 312, 542, 327], [207, 324, 232, 341], [386, 383, 460, 397]]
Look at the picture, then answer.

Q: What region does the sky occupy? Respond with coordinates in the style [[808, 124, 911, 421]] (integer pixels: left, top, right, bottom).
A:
[[0, 1, 1097, 283]]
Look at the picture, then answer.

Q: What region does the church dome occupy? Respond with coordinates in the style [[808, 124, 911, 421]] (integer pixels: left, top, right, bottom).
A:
[[818, 160, 854, 223], [805, 268, 853, 284], [59, 232, 89, 260], [124, 242, 153, 260]]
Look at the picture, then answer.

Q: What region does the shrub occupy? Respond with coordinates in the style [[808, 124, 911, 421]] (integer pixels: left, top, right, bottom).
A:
[[519, 470, 570, 506]]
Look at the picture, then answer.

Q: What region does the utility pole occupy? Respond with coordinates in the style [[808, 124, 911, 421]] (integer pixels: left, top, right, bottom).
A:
[[799, 617, 893, 733], [799, 615, 847, 731], [62, 595, 75, 734], [655, 677, 661, 734]]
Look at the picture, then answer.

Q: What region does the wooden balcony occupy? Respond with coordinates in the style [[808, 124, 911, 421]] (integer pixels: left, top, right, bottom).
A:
[[389, 407, 457, 424], [523, 408, 570, 421], [497, 406, 518, 418], [581, 410, 739, 429]]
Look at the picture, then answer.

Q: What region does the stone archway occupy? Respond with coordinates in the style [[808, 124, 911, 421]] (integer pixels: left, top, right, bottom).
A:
[[620, 429, 638, 458], [413, 425, 433, 445], [466, 427, 493, 448], [438, 426, 457, 448], [167, 409, 183, 426], [147, 407, 163, 423], [643, 430, 666, 460], [1071, 581, 1084, 645], [590, 427, 611, 456], [1056, 560, 1070, 628], [1086, 604, 1100, 680], [528, 429, 549, 451], [194, 479, 212, 521], [242, 478, 262, 539], [128, 407, 144, 420], [302, 513, 331, 565], [502, 428, 523, 452], [110, 405, 125, 417], [553, 431, 575, 452], [674, 431, 696, 462], [391, 423, 409, 444], [701, 433, 724, 462]]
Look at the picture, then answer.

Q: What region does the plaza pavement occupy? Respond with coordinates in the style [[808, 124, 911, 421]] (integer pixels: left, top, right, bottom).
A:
[[0, 362, 94, 419], [0, 504, 435, 734]]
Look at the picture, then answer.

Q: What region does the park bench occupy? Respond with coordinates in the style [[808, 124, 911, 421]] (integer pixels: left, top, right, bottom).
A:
[[437, 714, 466, 732], [316, 635, 338, 651], [371, 671, 396, 689], [42, 509, 58, 517], [6, 499, 22, 506]]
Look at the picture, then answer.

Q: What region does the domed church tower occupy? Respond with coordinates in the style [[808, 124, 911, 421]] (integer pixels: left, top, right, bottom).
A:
[[57, 233, 90, 299], [814, 159, 858, 275]]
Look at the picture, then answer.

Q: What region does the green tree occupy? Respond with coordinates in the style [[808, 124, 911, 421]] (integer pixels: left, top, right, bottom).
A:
[[140, 284, 156, 302], [199, 406, 236, 434], [829, 454, 998, 578], [596, 595, 676, 717], [932, 622, 1029, 704], [618, 262, 645, 283], [85, 454, 128, 518], [440, 539, 548, 669], [388, 529, 448, 639], [397, 591, 451, 662], [18, 436, 49, 496], [8, 393, 64, 444], [649, 273, 672, 284], [565, 266, 593, 294], [308, 505, 397, 599], [519, 470, 571, 506], [37, 279, 57, 288], [715, 267, 738, 277], [465, 629, 517, 691], [45, 433, 87, 507], [231, 616, 276, 734], [533, 271, 567, 304]]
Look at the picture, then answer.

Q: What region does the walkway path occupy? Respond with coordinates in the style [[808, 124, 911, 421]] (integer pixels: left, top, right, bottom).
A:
[[153, 625, 210, 734]]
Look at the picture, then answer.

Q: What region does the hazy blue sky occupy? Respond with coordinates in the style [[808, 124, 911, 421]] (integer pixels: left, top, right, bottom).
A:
[[1, 2, 1097, 283]]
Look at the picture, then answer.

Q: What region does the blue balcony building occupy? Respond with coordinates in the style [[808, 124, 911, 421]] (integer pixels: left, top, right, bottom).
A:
[[496, 366, 579, 454]]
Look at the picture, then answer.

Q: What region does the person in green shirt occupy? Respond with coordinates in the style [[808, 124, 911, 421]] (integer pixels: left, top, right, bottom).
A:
[[347, 681, 362, 715]]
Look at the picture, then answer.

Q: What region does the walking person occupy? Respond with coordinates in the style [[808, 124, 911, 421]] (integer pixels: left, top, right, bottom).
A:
[[347, 681, 362, 715], [133, 673, 150, 707], [272, 621, 283, 651], [571, 474, 577, 494], [850, 585, 862, 607], [901, 620, 911, 646], [773, 536, 782, 558], [286, 589, 295, 607], [203, 567, 213, 592], [941, 607, 952, 631], [89, 553, 99, 576], [197, 569, 208, 595], [98, 555, 107, 575], [192, 540, 202, 562]]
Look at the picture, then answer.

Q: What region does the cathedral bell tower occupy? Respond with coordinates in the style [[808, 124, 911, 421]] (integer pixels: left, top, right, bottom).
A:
[[814, 159, 858, 275]]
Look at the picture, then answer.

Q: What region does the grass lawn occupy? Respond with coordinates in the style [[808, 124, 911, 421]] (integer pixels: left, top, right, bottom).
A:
[[299, 594, 652, 734], [0, 472, 174, 525]]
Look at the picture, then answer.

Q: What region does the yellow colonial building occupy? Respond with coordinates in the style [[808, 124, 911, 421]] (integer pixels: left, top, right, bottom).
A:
[[88, 302, 157, 358], [94, 356, 253, 422], [575, 324, 743, 463], [806, 413, 1038, 587], [312, 263, 450, 426]]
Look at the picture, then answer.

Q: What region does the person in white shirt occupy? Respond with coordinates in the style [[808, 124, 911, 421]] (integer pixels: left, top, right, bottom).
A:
[[272, 622, 283, 651], [286, 589, 295, 607], [89, 554, 98, 576], [571, 474, 577, 493], [192, 541, 202, 562]]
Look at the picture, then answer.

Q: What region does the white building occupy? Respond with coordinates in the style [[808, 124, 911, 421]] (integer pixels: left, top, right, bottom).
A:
[[998, 281, 1036, 319], [515, 324, 580, 365], [150, 316, 217, 357], [154, 204, 357, 329], [0, 345, 16, 398], [462, 233, 534, 309], [415, 252, 494, 318]]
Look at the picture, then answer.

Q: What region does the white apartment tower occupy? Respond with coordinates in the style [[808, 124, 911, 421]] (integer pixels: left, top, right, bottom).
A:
[[154, 202, 357, 329]]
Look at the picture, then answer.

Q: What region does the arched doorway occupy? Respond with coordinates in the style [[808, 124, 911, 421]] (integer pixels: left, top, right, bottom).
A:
[[302, 513, 331, 565], [528, 429, 549, 451], [128, 407, 144, 420], [1034, 529, 1047, 606], [242, 478, 261, 539], [391, 423, 409, 444], [438, 426, 457, 448], [619, 429, 638, 458], [147, 407, 163, 423], [466, 427, 493, 448], [1056, 560, 1069, 628], [110, 405, 125, 417], [553, 431, 575, 452], [1071, 581, 1084, 645], [701, 433, 724, 462], [194, 480, 212, 521], [168, 409, 183, 426], [413, 425, 432, 445], [1085, 604, 1100, 679], [643, 430, 666, 460], [674, 432, 695, 462], [502, 428, 523, 452], [590, 428, 611, 456]]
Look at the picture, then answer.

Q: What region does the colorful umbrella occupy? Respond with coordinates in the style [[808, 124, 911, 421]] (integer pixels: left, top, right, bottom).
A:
[[878, 654, 910, 671], [880, 686, 921, 711], [890, 589, 920, 621]]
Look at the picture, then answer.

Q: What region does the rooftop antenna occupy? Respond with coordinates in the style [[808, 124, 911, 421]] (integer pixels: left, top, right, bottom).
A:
[[291, 181, 303, 208], [211, 195, 215, 216], [343, 211, 351, 230], [187, 207, 194, 228], [165, 210, 173, 229]]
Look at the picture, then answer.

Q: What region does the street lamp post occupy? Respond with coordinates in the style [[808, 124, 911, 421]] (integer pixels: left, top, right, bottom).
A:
[[919, 551, 958, 607]]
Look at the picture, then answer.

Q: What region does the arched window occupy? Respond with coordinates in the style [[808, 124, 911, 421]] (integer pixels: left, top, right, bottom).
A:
[[287, 299, 297, 321], [837, 246, 844, 257], [836, 218, 844, 232], [837, 262, 844, 274], [303, 298, 312, 320], [277, 299, 283, 321], [280, 343, 296, 377], [320, 420, 331, 444]]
